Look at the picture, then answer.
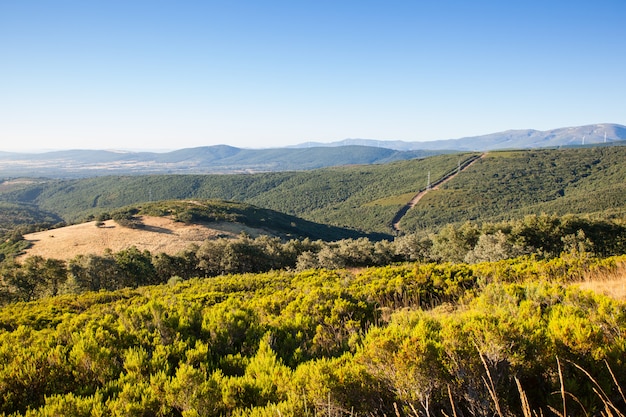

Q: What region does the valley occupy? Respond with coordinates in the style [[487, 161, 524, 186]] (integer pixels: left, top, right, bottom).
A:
[[1, 146, 624, 236], [4, 0, 626, 413]]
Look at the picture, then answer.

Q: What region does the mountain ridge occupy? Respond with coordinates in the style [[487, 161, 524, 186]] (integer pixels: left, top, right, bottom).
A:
[[294, 123, 626, 151], [0, 146, 443, 178], [0, 123, 624, 177]]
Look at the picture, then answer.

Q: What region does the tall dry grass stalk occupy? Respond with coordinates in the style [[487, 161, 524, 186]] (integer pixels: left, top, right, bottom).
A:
[[514, 377, 535, 417]]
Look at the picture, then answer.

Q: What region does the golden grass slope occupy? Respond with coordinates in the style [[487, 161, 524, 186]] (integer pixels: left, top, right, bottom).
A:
[[578, 261, 626, 301], [19, 216, 265, 261]]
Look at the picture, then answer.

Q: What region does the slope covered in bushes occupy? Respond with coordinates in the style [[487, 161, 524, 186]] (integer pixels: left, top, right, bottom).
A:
[[400, 147, 626, 230], [0, 255, 625, 416]]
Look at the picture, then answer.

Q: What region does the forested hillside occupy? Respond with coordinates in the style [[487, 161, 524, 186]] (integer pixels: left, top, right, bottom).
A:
[[0, 153, 473, 233], [400, 147, 626, 230], [1, 147, 625, 235], [1, 146, 626, 416]]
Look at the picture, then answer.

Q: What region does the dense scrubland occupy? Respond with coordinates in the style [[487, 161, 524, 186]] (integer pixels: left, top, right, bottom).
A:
[[1, 212, 625, 303], [0, 212, 625, 415], [1, 146, 626, 416], [1, 254, 626, 416]]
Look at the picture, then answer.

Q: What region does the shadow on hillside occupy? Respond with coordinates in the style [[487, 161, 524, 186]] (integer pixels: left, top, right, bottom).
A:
[[141, 225, 174, 235]]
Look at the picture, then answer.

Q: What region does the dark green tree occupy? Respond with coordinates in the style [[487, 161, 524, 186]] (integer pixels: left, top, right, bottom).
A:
[[67, 253, 120, 292], [114, 246, 157, 287]]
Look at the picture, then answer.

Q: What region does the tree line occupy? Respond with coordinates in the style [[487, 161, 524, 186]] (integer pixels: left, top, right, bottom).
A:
[[1, 213, 625, 305]]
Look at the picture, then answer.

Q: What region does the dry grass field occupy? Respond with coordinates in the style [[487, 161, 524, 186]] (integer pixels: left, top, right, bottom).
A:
[[577, 261, 626, 300], [19, 216, 265, 260]]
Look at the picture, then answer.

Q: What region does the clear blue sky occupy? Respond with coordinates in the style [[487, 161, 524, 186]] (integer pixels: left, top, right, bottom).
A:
[[1, 0, 625, 151]]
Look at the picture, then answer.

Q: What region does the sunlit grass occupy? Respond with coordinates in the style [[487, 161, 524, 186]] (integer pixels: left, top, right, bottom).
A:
[[577, 260, 626, 300]]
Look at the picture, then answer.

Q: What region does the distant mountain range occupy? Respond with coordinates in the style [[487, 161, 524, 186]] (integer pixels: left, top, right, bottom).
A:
[[294, 123, 626, 151], [0, 146, 443, 178], [0, 123, 624, 177]]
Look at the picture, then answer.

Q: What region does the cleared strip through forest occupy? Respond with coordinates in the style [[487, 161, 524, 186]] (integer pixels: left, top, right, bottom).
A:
[[391, 153, 485, 233]]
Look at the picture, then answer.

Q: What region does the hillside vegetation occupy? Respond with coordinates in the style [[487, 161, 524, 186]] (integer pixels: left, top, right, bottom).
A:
[[1, 254, 625, 416], [1, 146, 626, 416], [0, 153, 472, 234], [2, 147, 626, 235], [400, 147, 626, 230], [113, 200, 387, 241], [4, 212, 625, 304]]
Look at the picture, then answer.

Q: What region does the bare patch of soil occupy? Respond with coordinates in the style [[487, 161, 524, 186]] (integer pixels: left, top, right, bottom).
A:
[[19, 216, 266, 260]]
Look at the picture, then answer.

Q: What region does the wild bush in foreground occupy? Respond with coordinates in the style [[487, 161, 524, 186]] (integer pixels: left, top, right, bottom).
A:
[[0, 257, 625, 416]]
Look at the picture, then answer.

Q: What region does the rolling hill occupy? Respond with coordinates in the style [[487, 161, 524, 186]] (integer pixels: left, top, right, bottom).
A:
[[2, 146, 625, 237], [2, 133, 626, 417], [0, 153, 474, 233], [10, 198, 388, 263], [399, 147, 626, 230], [18, 216, 249, 261]]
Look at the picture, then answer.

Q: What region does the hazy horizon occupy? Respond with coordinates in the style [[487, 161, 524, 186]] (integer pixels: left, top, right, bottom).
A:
[[1, 122, 623, 154]]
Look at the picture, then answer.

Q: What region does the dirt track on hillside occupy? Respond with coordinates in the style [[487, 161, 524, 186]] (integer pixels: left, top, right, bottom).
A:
[[391, 154, 485, 232]]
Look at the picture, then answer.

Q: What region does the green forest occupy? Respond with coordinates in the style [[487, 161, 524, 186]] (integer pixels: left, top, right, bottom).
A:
[[3, 147, 624, 235], [401, 148, 626, 230]]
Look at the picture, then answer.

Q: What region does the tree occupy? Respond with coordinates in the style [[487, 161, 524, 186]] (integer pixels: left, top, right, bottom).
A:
[[511, 214, 563, 257], [393, 233, 433, 262], [561, 229, 593, 256], [295, 251, 319, 271], [464, 231, 526, 263], [68, 253, 120, 292], [196, 238, 230, 276], [114, 246, 157, 287], [430, 222, 479, 263], [3, 262, 36, 302], [0, 256, 67, 301]]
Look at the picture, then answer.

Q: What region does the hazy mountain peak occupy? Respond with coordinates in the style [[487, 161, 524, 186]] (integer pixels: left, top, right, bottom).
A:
[[296, 123, 626, 151]]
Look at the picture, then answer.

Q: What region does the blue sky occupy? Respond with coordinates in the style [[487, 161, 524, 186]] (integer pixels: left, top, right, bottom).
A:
[[1, 0, 625, 151]]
